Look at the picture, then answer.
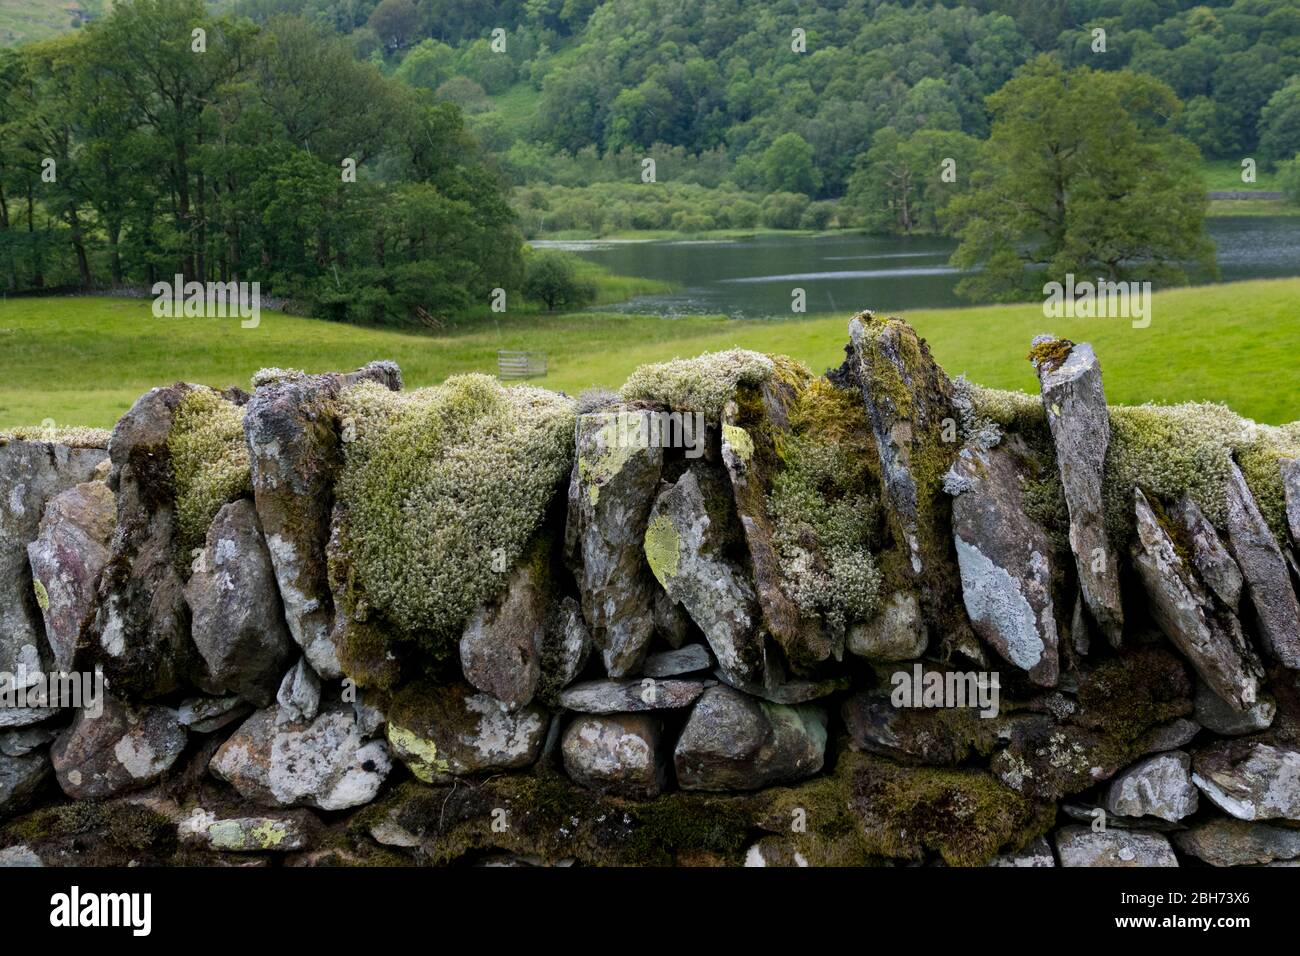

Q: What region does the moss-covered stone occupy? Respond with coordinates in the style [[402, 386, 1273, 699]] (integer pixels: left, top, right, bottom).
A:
[[619, 349, 775, 419], [167, 388, 252, 553]]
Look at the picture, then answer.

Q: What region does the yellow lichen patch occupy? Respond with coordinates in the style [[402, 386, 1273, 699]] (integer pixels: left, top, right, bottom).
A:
[[167, 389, 252, 552], [386, 723, 452, 783], [1027, 336, 1075, 373], [722, 423, 754, 462], [643, 514, 680, 588], [32, 578, 49, 614]]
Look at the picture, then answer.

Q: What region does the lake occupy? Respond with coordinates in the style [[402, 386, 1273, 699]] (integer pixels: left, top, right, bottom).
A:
[[538, 216, 1300, 319]]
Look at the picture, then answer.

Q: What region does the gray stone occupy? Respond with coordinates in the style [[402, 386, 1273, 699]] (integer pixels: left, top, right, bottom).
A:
[[245, 362, 402, 678], [1194, 680, 1274, 736], [558, 677, 707, 714], [50, 695, 186, 799], [537, 598, 591, 707], [0, 750, 50, 817], [674, 686, 826, 791], [947, 438, 1059, 686], [383, 681, 547, 783], [641, 644, 712, 678], [561, 713, 666, 798], [846, 591, 927, 661], [0, 845, 42, 866], [177, 695, 251, 734], [1135, 718, 1201, 756], [1104, 751, 1199, 822], [211, 701, 390, 810], [1130, 488, 1262, 710], [460, 558, 548, 711], [25, 481, 116, 672], [0, 726, 57, 757], [1031, 339, 1123, 645], [1192, 740, 1300, 821], [653, 591, 692, 649], [1171, 493, 1243, 610], [1224, 460, 1300, 668], [646, 468, 764, 685], [568, 410, 663, 677], [989, 836, 1055, 867], [1173, 817, 1300, 867], [1054, 826, 1178, 867], [715, 666, 850, 704], [178, 807, 316, 852], [0, 439, 108, 680], [276, 657, 321, 724], [1282, 457, 1300, 549], [185, 499, 294, 707], [842, 688, 996, 766]]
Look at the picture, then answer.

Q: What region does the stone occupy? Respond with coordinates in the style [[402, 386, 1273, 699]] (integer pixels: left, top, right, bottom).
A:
[[645, 468, 764, 685], [0, 750, 50, 817], [842, 689, 998, 766], [1134, 718, 1201, 756], [210, 702, 390, 810], [177, 695, 251, 734], [1192, 740, 1300, 821], [536, 597, 591, 707], [846, 591, 927, 661], [946, 437, 1060, 686], [1104, 751, 1198, 822], [50, 695, 186, 799], [1194, 680, 1274, 736], [185, 499, 294, 707], [178, 807, 316, 852], [714, 668, 850, 705], [459, 558, 547, 711], [568, 410, 664, 677], [245, 362, 402, 678], [0, 845, 42, 866], [1282, 457, 1300, 548], [25, 481, 116, 672], [1171, 493, 1243, 610], [561, 713, 666, 798], [1173, 817, 1300, 867], [558, 678, 707, 714], [1031, 338, 1123, 645], [0, 726, 57, 757], [1130, 488, 1261, 710], [988, 836, 1055, 867], [640, 644, 712, 678], [674, 686, 826, 791], [1054, 826, 1178, 867], [276, 658, 321, 725], [0, 439, 108, 680], [383, 681, 547, 783], [1224, 460, 1300, 668], [653, 591, 692, 649]]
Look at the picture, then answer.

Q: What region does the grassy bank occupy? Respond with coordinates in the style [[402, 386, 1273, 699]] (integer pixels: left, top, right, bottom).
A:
[[2, 278, 1297, 429]]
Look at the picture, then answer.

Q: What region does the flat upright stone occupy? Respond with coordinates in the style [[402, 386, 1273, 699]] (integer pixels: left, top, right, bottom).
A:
[[245, 363, 402, 678], [459, 558, 548, 710], [1173, 817, 1300, 867], [561, 713, 666, 798], [674, 686, 826, 791], [1031, 338, 1123, 645], [946, 437, 1059, 686], [1192, 740, 1300, 821], [1171, 493, 1243, 610], [846, 591, 927, 661], [1054, 826, 1178, 867], [0, 439, 108, 679], [640, 644, 712, 678], [1104, 751, 1198, 822], [51, 695, 186, 799], [1130, 488, 1261, 710], [1281, 457, 1300, 548], [645, 468, 764, 686], [383, 681, 547, 783], [185, 499, 294, 707], [1224, 461, 1300, 668], [568, 410, 664, 677], [25, 481, 116, 672], [558, 677, 706, 714]]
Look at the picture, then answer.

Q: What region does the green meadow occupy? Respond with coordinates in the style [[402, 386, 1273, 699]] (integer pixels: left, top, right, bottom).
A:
[[2, 277, 1297, 429]]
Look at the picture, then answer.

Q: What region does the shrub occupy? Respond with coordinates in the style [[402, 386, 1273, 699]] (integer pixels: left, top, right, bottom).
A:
[[522, 250, 597, 311]]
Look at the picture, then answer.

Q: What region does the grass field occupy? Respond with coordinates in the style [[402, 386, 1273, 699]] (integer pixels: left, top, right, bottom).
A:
[[2, 278, 1297, 429]]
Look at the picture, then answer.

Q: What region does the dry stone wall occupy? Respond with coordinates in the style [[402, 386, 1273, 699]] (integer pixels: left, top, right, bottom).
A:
[[3, 312, 1300, 868]]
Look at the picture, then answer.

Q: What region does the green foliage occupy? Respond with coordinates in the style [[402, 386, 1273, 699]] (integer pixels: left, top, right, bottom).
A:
[[618, 349, 774, 419], [844, 128, 980, 235], [760, 133, 821, 196], [167, 388, 252, 552], [522, 249, 596, 311], [333, 374, 574, 649], [1261, 78, 1300, 167]]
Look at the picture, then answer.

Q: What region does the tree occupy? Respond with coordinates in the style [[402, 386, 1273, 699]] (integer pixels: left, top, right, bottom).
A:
[[522, 250, 595, 311], [760, 133, 821, 196], [845, 128, 979, 235], [949, 57, 1215, 302], [394, 39, 457, 91], [368, 0, 419, 53], [1261, 79, 1300, 168]]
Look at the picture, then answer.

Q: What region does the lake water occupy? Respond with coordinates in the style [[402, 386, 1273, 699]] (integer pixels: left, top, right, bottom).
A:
[[538, 216, 1300, 319]]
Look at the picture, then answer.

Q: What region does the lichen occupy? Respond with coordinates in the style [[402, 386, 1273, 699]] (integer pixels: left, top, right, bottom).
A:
[[167, 388, 252, 552], [332, 374, 574, 655], [0, 425, 111, 448], [643, 514, 680, 587], [619, 349, 775, 419], [1027, 336, 1075, 374], [721, 423, 754, 462], [32, 578, 49, 614]]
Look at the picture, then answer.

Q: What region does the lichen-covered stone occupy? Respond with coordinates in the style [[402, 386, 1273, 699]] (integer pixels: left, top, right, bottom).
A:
[[561, 713, 666, 798], [1192, 740, 1300, 821], [1030, 338, 1123, 645], [537, 597, 592, 706], [25, 481, 116, 672], [178, 807, 317, 852], [988, 835, 1055, 867], [1171, 493, 1243, 610], [0, 750, 50, 818], [177, 695, 251, 734], [184, 499, 294, 707], [846, 591, 927, 661], [51, 695, 186, 799], [1173, 817, 1300, 867], [1104, 751, 1198, 822], [558, 677, 707, 714], [276, 657, 322, 725], [1282, 457, 1300, 548], [459, 555, 549, 710], [640, 644, 712, 678], [1054, 826, 1178, 867], [1194, 679, 1273, 736]]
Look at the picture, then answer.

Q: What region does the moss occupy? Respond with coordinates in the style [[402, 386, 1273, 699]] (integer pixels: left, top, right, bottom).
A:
[[167, 388, 252, 553], [1074, 645, 1193, 741], [333, 375, 574, 656], [643, 514, 680, 587], [1027, 336, 1075, 374], [1238, 430, 1300, 539], [32, 578, 49, 614], [619, 349, 775, 419], [2, 800, 178, 863], [0, 425, 111, 448]]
